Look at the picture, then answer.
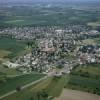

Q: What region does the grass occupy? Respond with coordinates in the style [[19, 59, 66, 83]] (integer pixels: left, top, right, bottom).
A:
[[1, 63, 100, 100], [1, 75, 69, 100], [94, 37, 100, 44], [0, 37, 26, 59], [72, 64, 100, 78], [0, 6, 99, 27], [45, 76, 68, 97], [0, 50, 11, 59], [66, 64, 100, 95], [0, 74, 45, 96], [0, 65, 21, 75], [82, 39, 96, 45], [5, 20, 24, 24], [66, 75, 100, 95], [87, 21, 100, 27]]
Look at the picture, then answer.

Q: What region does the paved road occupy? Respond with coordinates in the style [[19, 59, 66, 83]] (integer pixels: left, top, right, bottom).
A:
[[0, 76, 47, 100]]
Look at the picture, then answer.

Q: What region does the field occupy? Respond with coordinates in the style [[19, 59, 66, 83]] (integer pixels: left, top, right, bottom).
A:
[[87, 21, 100, 27], [0, 50, 11, 59], [5, 20, 24, 24], [0, 37, 26, 59], [1, 63, 100, 100], [0, 6, 100, 27], [66, 64, 100, 95], [0, 4, 100, 100], [82, 39, 96, 45], [0, 64, 21, 75], [0, 73, 45, 96], [1, 75, 69, 100], [54, 89, 100, 100]]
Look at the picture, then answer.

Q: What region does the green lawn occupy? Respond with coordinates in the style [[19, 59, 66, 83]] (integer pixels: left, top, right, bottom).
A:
[[0, 74, 45, 96]]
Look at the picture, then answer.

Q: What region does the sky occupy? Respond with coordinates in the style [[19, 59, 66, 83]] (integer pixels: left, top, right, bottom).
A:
[[0, 0, 100, 2], [0, 0, 100, 4]]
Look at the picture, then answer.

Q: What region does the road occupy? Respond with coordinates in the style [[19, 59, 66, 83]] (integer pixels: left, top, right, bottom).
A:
[[0, 76, 47, 100]]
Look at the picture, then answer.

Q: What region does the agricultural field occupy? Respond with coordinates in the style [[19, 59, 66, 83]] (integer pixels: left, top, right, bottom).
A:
[[0, 37, 26, 59], [82, 39, 96, 45], [71, 64, 100, 79], [0, 73, 45, 97], [0, 6, 100, 27], [1, 75, 69, 100], [0, 50, 11, 59], [65, 64, 100, 95], [0, 64, 21, 76], [87, 21, 100, 27]]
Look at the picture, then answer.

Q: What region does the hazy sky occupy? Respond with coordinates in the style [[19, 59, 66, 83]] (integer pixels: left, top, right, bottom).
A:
[[0, 0, 100, 4], [0, 0, 99, 2]]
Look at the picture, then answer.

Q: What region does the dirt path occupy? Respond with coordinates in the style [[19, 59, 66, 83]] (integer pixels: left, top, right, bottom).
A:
[[54, 89, 100, 100]]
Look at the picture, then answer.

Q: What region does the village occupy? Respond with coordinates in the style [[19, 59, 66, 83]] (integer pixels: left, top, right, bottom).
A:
[[0, 25, 100, 76]]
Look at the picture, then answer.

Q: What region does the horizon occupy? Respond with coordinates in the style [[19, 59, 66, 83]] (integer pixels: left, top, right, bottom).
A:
[[0, 0, 100, 3]]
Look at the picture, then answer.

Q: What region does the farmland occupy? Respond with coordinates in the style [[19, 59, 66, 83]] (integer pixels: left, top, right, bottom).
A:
[[0, 37, 26, 59], [0, 73, 45, 96], [65, 64, 100, 95], [0, 2, 100, 100], [1, 75, 68, 100], [87, 21, 100, 27], [0, 64, 21, 75], [0, 6, 100, 27]]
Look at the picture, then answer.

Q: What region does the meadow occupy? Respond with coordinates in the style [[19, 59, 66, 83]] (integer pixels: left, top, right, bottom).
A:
[[0, 73, 45, 97], [87, 21, 100, 27], [66, 64, 100, 95], [0, 6, 100, 27], [1, 63, 100, 100], [0, 64, 21, 76], [0, 37, 26, 59], [1, 75, 69, 100]]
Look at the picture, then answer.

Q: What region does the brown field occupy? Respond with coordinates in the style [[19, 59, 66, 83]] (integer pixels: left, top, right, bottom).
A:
[[54, 89, 100, 100]]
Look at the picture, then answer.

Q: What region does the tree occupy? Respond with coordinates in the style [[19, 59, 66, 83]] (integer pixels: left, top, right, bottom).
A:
[[37, 92, 41, 100], [30, 97, 34, 100], [41, 90, 48, 98]]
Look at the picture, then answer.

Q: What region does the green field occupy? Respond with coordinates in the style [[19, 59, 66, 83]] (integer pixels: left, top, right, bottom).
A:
[[0, 37, 26, 59], [1, 75, 69, 100], [0, 65, 21, 75], [71, 64, 100, 78], [0, 73, 45, 96], [87, 21, 100, 27], [0, 6, 100, 27], [82, 39, 96, 45], [5, 20, 24, 24], [66, 64, 100, 95], [1, 63, 100, 100]]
